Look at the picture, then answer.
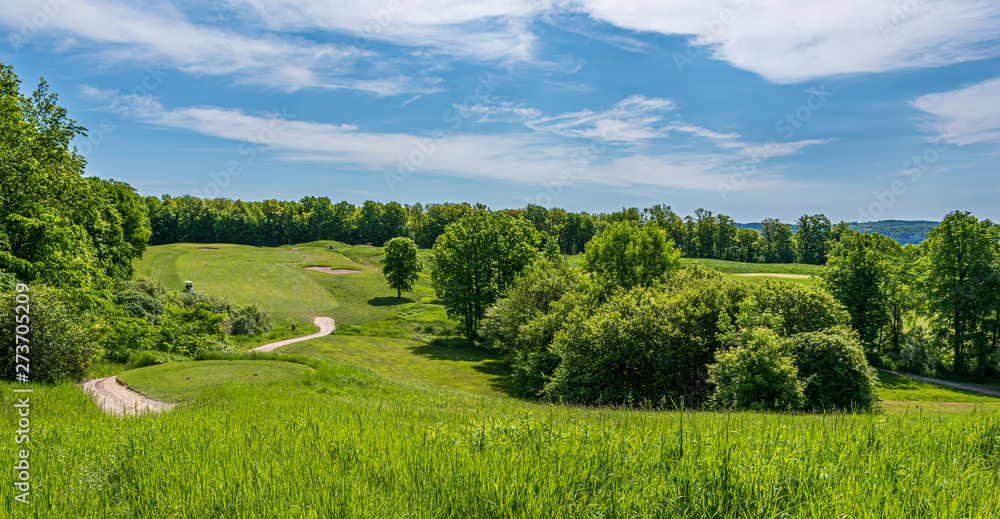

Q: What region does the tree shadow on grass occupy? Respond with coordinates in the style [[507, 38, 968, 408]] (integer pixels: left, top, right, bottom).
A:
[[408, 337, 515, 396], [368, 296, 411, 307]]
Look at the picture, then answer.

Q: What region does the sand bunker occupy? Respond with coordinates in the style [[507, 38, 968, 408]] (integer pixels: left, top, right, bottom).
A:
[[304, 266, 363, 275], [732, 273, 812, 279], [198, 247, 218, 250]]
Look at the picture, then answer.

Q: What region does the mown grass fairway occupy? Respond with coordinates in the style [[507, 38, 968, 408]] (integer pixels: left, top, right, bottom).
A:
[[116, 360, 314, 402], [282, 335, 508, 397], [134, 242, 441, 325]]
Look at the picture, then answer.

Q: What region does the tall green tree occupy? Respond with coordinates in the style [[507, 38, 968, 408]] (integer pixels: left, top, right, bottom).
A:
[[382, 237, 421, 298], [795, 214, 832, 265], [582, 220, 681, 291], [430, 211, 539, 340], [821, 232, 907, 354], [760, 218, 796, 263], [921, 211, 1000, 375]]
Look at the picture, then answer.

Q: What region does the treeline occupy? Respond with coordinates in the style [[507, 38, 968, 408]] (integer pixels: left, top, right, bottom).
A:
[[145, 196, 857, 265], [0, 64, 272, 381]]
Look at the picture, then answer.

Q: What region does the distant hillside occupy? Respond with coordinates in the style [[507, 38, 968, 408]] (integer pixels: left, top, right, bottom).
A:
[[736, 220, 938, 245]]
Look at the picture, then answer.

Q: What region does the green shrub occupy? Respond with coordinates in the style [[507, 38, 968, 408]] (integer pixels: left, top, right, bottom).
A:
[[126, 350, 173, 369], [96, 314, 153, 363], [156, 303, 228, 355], [0, 286, 95, 381], [229, 303, 272, 336], [114, 289, 165, 323], [708, 327, 805, 411], [783, 327, 880, 412]]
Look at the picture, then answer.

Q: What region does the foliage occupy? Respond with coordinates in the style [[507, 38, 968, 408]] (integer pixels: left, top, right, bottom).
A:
[[113, 289, 165, 323], [382, 236, 422, 298], [479, 259, 590, 397], [783, 327, 880, 411], [155, 303, 228, 355], [430, 211, 539, 340], [920, 211, 1000, 375], [795, 214, 832, 265], [0, 286, 95, 381], [821, 232, 909, 353], [708, 327, 805, 412], [582, 220, 680, 291]]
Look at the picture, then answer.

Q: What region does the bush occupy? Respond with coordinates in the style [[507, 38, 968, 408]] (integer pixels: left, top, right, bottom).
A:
[[96, 314, 153, 363], [0, 286, 95, 382], [479, 259, 589, 397], [546, 285, 732, 406], [126, 350, 174, 369], [753, 280, 850, 336], [123, 275, 170, 300], [783, 327, 880, 412], [156, 303, 228, 355], [114, 289, 165, 323], [229, 303, 272, 336], [708, 327, 805, 411]]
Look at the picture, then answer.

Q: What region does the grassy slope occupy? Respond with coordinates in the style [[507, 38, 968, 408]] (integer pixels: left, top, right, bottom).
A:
[[117, 360, 314, 402]]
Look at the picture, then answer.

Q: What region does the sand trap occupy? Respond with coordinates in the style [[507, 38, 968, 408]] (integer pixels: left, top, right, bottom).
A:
[[733, 273, 812, 279], [252, 317, 336, 353], [290, 247, 299, 250], [304, 266, 362, 275], [80, 376, 174, 415], [197, 247, 218, 250]]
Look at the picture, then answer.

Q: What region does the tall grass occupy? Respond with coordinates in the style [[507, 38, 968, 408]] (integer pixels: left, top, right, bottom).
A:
[[3, 358, 999, 517]]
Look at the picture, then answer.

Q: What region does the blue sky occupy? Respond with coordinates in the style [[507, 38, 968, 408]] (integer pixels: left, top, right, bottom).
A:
[[2, 0, 999, 222]]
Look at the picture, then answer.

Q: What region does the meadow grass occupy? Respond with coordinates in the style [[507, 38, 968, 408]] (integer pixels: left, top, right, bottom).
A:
[[4, 358, 1000, 518], [877, 371, 1000, 403]]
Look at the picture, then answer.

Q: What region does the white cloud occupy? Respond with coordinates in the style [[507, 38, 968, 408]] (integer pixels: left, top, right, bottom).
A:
[[95, 94, 813, 191], [0, 0, 436, 95], [911, 77, 1000, 145], [579, 0, 1000, 83]]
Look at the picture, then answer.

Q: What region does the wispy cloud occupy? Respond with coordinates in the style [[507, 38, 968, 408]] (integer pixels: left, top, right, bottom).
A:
[[580, 0, 1000, 83], [911, 77, 1000, 145]]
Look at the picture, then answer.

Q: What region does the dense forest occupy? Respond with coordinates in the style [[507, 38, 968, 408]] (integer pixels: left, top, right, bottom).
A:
[[145, 196, 866, 266]]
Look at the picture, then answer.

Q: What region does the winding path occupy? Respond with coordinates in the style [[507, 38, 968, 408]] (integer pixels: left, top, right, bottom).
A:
[[878, 368, 1000, 398], [80, 376, 174, 415], [81, 316, 336, 414], [251, 316, 336, 352]]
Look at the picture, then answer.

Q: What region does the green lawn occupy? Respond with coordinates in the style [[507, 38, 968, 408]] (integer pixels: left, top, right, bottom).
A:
[[282, 335, 509, 398], [877, 371, 1000, 403], [117, 360, 314, 402], [134, 242, 446, 327]]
